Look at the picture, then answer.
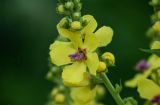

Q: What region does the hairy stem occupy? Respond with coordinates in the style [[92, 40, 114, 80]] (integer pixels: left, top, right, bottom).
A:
[[100, 72, 125, 105]]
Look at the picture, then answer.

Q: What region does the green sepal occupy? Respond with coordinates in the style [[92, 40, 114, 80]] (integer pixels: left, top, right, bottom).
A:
[[115, 81, 122, 94], [90, 75, 103, 89], [123, 97, 138, 105]]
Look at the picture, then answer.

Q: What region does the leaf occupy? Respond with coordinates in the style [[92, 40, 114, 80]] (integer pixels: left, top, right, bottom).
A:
[[140, 49, 160, 56]]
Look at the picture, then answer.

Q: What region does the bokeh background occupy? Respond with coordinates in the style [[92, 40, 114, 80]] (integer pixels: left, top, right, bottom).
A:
[[0, 0, 152, 105]]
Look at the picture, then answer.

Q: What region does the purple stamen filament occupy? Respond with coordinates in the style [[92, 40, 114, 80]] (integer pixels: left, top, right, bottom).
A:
[[151, 95, 160, 105], [69, 48, 87, 61], [135, 59, 150, 72]]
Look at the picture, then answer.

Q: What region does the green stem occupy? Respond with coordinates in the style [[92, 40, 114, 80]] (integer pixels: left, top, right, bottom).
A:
[[100, 72, 125, 105]]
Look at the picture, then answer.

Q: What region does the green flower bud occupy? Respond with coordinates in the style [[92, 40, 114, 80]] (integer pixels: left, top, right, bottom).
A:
[[153, 21, 160, 32], [96, 85, 106, 96], [151, 41, 160, 49], [65, 1, 74, 10], [76, 3, 82, 11], [73, 12, 81, 20], [152, 0, 159, 5], [157, 11, 160, 19], [51, 88, 59, 97], [57, 4, 65, 14]]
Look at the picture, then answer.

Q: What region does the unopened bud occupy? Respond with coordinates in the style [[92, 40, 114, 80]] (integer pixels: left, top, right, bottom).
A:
[[59, 18, 69, 29], [73, 12, 81, 20], [102, 52, 115, 66], [157, 11, 160, 19], [151, 41, 160, 49], [51, 88, 59, 97], [96, 85, 106, 96], [65, 1, 74, 10], [152, 0, 159, 5], [46, 72, 53, 80], [54, 93, 65, 103], [153, 21, 160, 32], [71, 21, 81, 30], [57, 4, 65, 14], [97, 61, 106, 72]]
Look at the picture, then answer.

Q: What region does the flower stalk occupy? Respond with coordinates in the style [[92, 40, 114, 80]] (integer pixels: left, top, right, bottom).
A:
[[100, 72, 125, 105]]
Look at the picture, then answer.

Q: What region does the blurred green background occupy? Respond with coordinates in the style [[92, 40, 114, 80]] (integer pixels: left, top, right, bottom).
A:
[[0, 0, 152, 105]]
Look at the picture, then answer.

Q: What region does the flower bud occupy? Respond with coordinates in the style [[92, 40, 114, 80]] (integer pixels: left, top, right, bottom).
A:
[[59, 18, 69, 28], [96, 85, 106, 96], [57, 4, 65, 14], [51, 88, 59, 97], [97, 61, 106, 72], [151, 41, 160, 49], [46, 72, 53, 80], [71, 21, 81, 30], [74, 0, 80, 2], [65, 1, 74, 10], [157, 11, 160, 19], [73, 12, 81, 20], [54, 93, 65, 103], [153, 21, 160, 32], [102, 52, 115, 66], [152, 0, 159, 5]]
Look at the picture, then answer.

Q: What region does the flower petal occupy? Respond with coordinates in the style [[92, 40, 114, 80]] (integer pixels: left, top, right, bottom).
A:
[[62, 62, 86, 86], [82, 15, 97, 34], [137, 79, 160, 100], [57, 18, 82, 48], [125, 74, 146, 88], [86, 52, 99, 76], [49, 41, 76, 66], [71, 86, 97, 104], [83, 33, 99, 52], [95, 26, 113, 47]]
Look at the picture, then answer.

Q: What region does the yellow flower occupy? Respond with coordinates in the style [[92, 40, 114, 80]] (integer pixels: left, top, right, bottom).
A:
[[137, 78, 160, 104], [125, 55, 160, 88], [71, 86, 97, 104], [57, 15, 113, 48], [49, 33, 99, 86], [50, 15, 113, 87]]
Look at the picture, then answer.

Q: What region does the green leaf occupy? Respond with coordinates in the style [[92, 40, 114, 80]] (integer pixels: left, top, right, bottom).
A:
[[140, 49, 160, 56]]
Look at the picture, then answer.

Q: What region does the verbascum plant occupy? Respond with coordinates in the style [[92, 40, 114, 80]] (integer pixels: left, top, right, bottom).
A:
[[46, 0, 138, 105], [125, 0, 160, 105]]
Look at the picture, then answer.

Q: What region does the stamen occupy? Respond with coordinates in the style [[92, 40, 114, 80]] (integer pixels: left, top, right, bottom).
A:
[[69, 48, 87, 61], [151, 95, 160, 105], [135, 59, 150, 72]]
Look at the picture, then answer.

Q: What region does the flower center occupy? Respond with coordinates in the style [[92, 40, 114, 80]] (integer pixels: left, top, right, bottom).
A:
[[69, 48, 87, 61], [135, 59, 150, 72], [151, 95, 160, 105]]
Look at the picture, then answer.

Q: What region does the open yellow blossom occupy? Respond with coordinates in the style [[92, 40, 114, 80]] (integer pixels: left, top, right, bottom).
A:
[[137, 78, 160, 104], [57, 15, 113, 48], [49, 33, 101, 86], [50, 15, 113, 87], [71, 86, 97, 104], [125, 55, 160, 88]]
